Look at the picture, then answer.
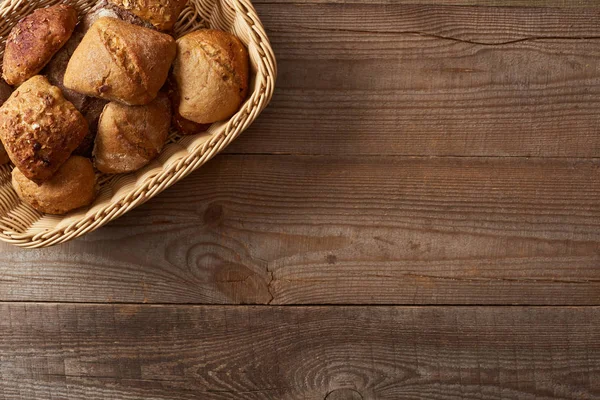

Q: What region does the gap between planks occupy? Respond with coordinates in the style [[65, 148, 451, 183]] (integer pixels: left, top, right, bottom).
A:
[[0, 301, 596, 307]]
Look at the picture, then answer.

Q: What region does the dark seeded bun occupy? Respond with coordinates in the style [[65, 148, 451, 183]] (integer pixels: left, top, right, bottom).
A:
[[3, 5, 78, 86], [0, 76, 88, 184]]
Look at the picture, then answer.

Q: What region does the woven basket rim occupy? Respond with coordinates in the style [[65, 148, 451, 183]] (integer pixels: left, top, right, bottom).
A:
[[0, 0, 277, 248]]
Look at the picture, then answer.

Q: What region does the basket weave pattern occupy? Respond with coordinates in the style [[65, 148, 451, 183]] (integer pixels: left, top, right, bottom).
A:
[[0, 0, 276, 248]]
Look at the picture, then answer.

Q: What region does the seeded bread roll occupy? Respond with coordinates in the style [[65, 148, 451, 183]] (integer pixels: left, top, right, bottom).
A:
[[0, 80, 13, 165], [173, 30, 249, 124], [0, 76, 88, 184], [94, 94, 171, 174], [12, 156, 97, 215], [108, 0, 188, 31], [64, 17, 177, 106], [2, 4, 78, 86]]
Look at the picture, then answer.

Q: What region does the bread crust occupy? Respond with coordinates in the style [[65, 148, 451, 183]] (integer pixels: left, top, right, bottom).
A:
[[108, 0, 188, 31], [12, 156, 97, 215], [174, 30, 249, 124], [64, 17, 176, 106], [82, 0, 156, 33], [2, 4, 78, 86], [0, 76, 88, 183], [94, 93, 171, 173]]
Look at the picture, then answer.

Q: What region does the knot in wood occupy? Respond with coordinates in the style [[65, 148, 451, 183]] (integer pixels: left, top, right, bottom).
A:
[[325, 388, 364, 400]]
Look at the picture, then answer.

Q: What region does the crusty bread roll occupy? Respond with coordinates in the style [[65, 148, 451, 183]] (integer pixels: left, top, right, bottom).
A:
[[0, 76, 88, 184], [173, 30, 249, 124], [64, 17, 176, 106], [109, 0, 187, 31], [94, 94, 171, 174], [3, 4, 78, 86], [82, 0, 155, 33], [12, 156, 97, 215]]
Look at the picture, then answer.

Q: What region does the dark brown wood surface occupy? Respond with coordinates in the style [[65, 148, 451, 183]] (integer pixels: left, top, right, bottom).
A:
[[1, 1, 600, 399], [1, 304, 599, 400], [225, 3, 600, 157], [1, 156, 600, 305]]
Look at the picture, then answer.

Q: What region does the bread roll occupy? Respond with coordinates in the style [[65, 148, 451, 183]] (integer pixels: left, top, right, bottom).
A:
[[2, 5, 78, 86], [12, 156, 97, 215], [108, 0, 187, 31], [81, 0, 155, 33], [64, 17, 176, 106], [0, 76, 88, 184], [173, 30, 249, 124], [94, 94, 171, 174]]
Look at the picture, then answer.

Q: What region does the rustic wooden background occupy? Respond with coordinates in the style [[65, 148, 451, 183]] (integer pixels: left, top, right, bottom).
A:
[[1, 0, 600, 399]]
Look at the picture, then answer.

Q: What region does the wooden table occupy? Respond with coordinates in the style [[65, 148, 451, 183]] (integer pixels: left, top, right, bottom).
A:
[[1, 1, 600, 399]]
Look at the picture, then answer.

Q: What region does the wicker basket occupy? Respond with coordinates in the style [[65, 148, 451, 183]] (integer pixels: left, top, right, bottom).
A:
[[0, 0, 276, 248]]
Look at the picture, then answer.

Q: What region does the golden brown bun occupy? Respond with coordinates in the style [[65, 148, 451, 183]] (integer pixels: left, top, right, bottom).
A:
[[173, 30, 249, 124], [12, 156, 97, 215], [94, 94, 171, 174], [64, 17, 177, 106], [109, 0, 187, 31], [82, 0, 155, 33], [0, 76, 88, 184], [2, 5, 78, 86]]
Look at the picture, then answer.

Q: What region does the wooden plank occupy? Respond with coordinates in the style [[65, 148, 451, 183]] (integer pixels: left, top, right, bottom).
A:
[[225, 4, 600, 156], [0, 304, 598, 399], [1, 155, 600, 305], [253, 0, 600, 6]]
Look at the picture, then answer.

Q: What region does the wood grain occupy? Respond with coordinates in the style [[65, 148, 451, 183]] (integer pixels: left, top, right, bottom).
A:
[[0, 3, 598, 395], [0, 304, 598, 399], [225, 4, 600, 156], [253, 0, 600, 6], [1, 155, 599, 305]]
